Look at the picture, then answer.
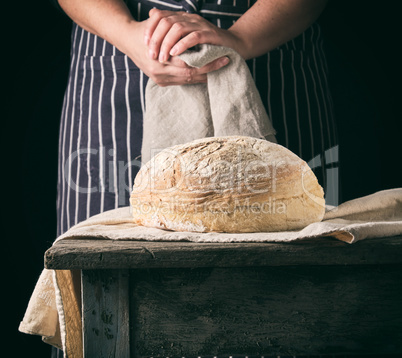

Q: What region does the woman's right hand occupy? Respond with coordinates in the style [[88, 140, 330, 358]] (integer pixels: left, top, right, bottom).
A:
[[123, 19, 229, 87], [58, 0, 229, 86]]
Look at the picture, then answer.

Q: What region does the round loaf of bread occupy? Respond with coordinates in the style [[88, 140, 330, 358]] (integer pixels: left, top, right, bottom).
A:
[[130, 136, 325, 232]]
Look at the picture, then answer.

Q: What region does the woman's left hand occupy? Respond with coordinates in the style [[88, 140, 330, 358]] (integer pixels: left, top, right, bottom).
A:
[[144, 9, 244, 63]]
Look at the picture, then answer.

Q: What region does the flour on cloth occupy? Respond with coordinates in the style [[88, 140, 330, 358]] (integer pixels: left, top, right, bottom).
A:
[[141, 44, 277, 163], [19, 188, 402, 358]]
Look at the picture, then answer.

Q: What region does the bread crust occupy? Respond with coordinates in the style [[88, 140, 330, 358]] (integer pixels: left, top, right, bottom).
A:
[[130, 136, 325, 232]]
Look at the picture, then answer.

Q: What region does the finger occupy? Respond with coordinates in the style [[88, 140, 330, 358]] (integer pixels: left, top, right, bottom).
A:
[[144, 9, 177, 47], [147, 54, 211, 86], [157, 73, 208, 87], [166, 55, 229, 75], [144, 10, 165, 46], [170, 30, 213, 57], [148, 15, 184, 60], [149, 8, 179, 18], [155, 62, 209, 85], [167, 56, 192, 68], [161, 56, 229, 84], [158, 22, 199, 63], [197, 56, 230, 74]]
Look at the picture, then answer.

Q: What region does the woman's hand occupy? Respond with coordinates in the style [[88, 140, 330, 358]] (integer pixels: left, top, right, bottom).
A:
[[58, 0, 229, 87], [143, 0, 329, 61], [144, 9, 245, 63], [124, 19, 229, 86]]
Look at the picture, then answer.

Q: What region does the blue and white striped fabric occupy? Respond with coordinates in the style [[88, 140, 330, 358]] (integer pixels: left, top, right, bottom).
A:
[[54, 4, 339, 355], [57, 0, 338, 239]]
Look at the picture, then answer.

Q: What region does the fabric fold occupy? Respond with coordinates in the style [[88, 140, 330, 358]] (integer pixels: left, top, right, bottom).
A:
[[141, 44, 276, 163], [19, 188, 402, 357], [18, 269, 60, 346]]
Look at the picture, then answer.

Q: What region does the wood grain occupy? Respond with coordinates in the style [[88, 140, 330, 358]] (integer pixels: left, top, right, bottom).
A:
[[130, 265, 402, 357], [47, 236, 402, 356], [81, 269, 130, 357], [45, 235, 402, 269]]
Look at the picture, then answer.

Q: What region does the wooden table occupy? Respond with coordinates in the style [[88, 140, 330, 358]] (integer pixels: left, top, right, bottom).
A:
[[45, 236, 402, 357]]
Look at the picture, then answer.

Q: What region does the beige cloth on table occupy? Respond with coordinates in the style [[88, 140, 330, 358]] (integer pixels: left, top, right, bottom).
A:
[[141, 44, 277, 163], [19, 188, 402, 357]]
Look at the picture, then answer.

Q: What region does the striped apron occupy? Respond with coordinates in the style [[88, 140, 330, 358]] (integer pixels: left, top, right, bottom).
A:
[[54, 1, 338, 355]]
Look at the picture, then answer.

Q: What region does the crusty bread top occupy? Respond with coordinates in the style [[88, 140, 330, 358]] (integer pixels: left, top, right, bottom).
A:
[[130, 136, 325, 232]]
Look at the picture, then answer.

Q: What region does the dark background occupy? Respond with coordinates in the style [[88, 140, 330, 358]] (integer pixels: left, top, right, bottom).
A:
[[4, 0, 401, 356]]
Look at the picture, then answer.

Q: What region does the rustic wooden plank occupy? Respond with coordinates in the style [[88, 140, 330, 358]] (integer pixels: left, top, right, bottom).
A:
[[45, 235, 402, 269], [130, 265, 402, 357], [81, 269, 130, 358]]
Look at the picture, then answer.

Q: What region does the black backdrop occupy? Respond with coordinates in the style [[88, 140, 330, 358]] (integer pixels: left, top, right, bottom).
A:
[[4, 1, 401, 356]]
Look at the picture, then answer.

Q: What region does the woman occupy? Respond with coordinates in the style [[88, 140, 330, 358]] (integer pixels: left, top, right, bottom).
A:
[[53, 0, 338, 355]]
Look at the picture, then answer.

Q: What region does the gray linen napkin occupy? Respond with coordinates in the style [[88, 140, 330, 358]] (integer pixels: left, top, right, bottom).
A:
[[19, 188, 402, 356], [141, 44, 276, 163]]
